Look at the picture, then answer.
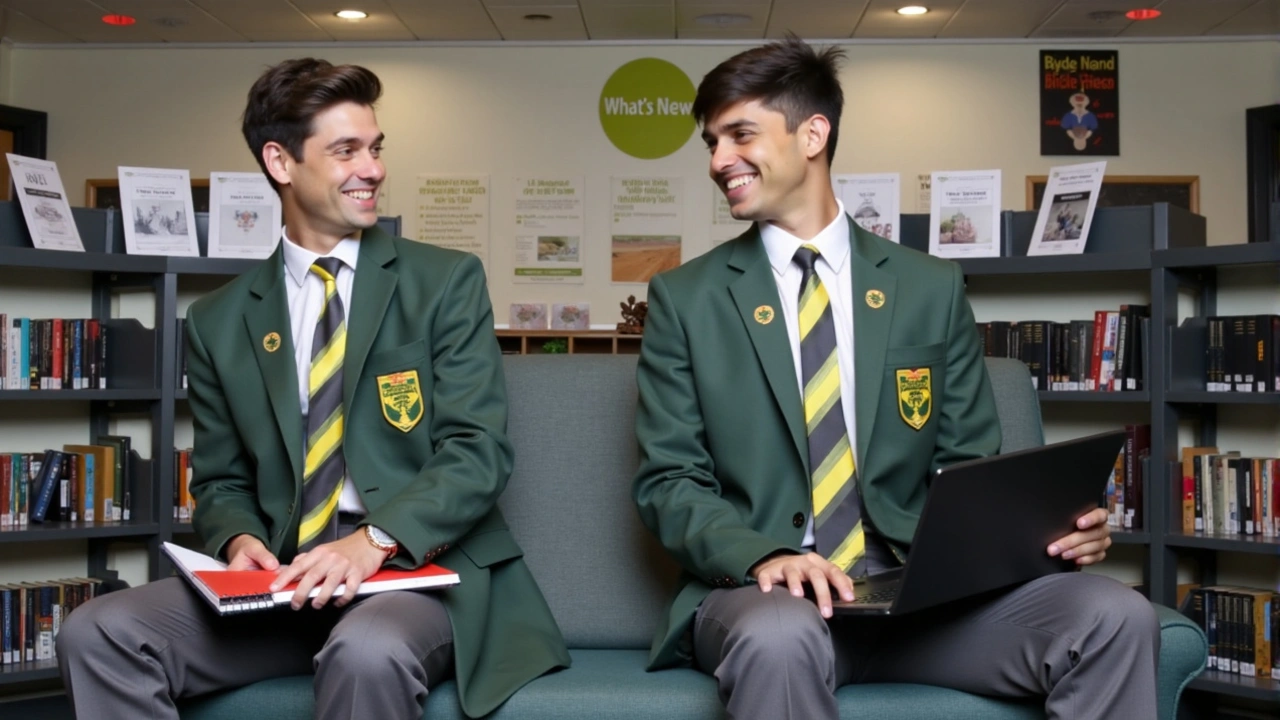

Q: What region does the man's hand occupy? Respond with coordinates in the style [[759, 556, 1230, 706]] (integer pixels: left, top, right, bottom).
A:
[[225, 534, 279, 571], [1047, 507, 1111, 566], [750, 552, 854, 619], [269, 532, 388, 610]]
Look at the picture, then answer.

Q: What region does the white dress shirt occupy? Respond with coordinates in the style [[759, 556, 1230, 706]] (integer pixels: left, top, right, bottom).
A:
[[759, 201, 857, 549], [280, 230, 366, 515]]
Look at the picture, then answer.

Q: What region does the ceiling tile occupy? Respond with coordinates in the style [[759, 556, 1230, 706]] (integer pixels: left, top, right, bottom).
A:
[[289, 0, 416, 40], [1121, 0, 1260, 37], [97, 0, 248, 42], [938, 0, 1061, 39], [766, 0, 869, 39], [676, 2, 766, 32], [486, 4, 587, 39], [582, 4, 674, 39], [1029, 0, 1139, 38], [482, 0, 579, 7], [0, 5, 80, 42], [1205, 0, 1280, 35], [384, 0, 500, 40], [187, 0, 332, 41], [579, 0, 671, 6], [0, 0, 168, 42], [853, 0, 964, 38], [677, 26, 765, 39]]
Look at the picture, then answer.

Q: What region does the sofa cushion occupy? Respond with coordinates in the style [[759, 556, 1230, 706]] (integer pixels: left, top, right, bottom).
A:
[[499, 355, 677, 650], [180, 649, 1042, 720]]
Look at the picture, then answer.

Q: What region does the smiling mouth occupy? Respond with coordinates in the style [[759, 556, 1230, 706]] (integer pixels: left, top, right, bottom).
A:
[[725, 174, 757, 191], [343, 189, 376, 201]]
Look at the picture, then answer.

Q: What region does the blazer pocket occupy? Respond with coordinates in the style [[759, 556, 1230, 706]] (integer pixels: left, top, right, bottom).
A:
[[366, 339, 428, 375], [884, 342, 946, 368], [457, 529, 525, 568]]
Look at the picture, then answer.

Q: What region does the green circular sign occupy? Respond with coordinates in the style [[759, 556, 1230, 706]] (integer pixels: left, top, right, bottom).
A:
[[599, 58, 696, 160]]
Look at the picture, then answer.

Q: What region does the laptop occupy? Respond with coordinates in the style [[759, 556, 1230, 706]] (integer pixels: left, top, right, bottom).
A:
[[831, 429, 1127, 616]]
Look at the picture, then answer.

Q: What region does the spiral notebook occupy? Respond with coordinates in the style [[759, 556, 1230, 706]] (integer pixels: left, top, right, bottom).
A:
[[162, 541, 460, 615]]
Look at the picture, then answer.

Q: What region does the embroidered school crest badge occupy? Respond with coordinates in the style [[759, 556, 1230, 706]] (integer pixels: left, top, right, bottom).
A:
[[895, 368, 932, 430], [377, 370, 423, 432]]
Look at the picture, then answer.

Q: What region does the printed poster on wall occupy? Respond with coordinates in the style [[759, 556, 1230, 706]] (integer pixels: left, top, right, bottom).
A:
[[207, 172, 281, 260], [1040, 50, 1119, 156], [928, 170, 1002, 259], [833, 173, 899, 243], [512, 176, 584, 284], [711, 193, 750, 247], [415, 175, 490, 272], [612, 176, 683, 284]]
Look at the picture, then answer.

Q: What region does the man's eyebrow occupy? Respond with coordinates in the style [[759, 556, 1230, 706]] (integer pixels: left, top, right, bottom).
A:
[[324, 133, 385, 151], [702, 119, 758, 143]]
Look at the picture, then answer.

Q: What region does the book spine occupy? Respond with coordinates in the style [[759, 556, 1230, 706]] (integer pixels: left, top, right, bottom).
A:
[[98, 322, 108, 389], [30, 450, 64, 523]]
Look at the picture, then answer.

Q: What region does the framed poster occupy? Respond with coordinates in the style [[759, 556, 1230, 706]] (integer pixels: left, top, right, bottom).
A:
[[87, 177, 210, 212], [1026, 175, 1199, 214], [1040, 50, 1119, 156]]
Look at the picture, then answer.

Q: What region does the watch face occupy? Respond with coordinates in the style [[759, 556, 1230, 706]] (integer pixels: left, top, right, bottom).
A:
[[367, 525, 395, 547]]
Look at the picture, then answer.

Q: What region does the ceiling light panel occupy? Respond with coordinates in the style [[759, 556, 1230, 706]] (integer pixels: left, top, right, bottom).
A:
[[854, 0, 962, 38]]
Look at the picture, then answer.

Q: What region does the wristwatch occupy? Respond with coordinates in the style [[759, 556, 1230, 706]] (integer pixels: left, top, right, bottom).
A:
[[363, 525, 399, 560]]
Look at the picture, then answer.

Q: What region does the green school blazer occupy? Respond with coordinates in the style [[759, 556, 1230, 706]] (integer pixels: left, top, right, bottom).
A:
[[633, 218, 1002, 669], [186, 226, 569, 717]]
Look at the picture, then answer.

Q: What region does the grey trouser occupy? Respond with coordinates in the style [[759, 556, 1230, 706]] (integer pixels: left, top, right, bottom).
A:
[[56, 575, 454, 720], [694, 572, 1160, 720]]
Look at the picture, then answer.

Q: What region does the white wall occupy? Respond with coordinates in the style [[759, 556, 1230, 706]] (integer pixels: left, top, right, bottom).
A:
[[7, 39, 1277, 324]]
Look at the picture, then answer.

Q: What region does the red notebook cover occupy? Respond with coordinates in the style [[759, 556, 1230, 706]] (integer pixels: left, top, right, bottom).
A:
[[194, 564, 457, 599]]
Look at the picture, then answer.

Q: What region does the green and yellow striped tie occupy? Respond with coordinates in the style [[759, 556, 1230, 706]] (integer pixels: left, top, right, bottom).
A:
[[794, 245, 865, 576], [299, 257, 347, 551]]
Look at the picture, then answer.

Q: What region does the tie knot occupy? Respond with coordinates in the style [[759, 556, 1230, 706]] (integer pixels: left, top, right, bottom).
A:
[[311, 257, 343, 282], [793, 245, 821, 273]]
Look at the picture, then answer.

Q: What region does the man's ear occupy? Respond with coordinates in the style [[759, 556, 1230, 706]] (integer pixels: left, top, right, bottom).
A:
[[802, 114, 831, 162], [262, 141, 294, 188]]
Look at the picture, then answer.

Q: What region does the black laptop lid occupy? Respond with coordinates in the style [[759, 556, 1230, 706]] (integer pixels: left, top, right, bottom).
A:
[[890, 430, 1127, 615]]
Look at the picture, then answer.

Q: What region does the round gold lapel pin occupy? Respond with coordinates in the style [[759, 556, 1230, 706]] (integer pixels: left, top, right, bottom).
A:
[[263, 332, 282, 352], [865, 290, 886, 309], [754, 305, 775, 325]]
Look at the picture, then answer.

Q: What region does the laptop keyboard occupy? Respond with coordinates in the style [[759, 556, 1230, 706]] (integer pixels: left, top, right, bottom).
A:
[[850, 587, 897, 604]]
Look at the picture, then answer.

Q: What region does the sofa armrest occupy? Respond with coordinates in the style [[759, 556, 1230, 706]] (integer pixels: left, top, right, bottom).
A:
[[1153, 602, 1207, 720]]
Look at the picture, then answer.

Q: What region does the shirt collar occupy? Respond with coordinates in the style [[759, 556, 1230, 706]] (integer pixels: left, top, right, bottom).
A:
[[281, 229, 362, 288], [760, 200, 849, 276]]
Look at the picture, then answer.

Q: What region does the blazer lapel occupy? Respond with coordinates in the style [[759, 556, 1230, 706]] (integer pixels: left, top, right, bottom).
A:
[[344, 226, 399, 412], [726, 228, 807, 469], [244, 248, 304, 483], [849, 220, 897, 469]]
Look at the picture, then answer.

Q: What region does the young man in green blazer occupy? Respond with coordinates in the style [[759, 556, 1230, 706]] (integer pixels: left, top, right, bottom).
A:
[[633, 38, 1158, 720], [58, 58, 568, 720]]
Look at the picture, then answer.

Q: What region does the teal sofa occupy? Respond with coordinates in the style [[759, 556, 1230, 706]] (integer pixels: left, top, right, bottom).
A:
[[181, 355, 1206, 720]]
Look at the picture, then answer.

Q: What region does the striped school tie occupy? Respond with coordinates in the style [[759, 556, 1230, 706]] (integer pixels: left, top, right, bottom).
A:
[[298, 257, 347, 552], [794, 245, 865, 576]]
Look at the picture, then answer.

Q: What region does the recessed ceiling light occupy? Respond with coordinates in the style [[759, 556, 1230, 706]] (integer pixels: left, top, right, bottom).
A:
[[524, 13, 553, 21], [694, 13, 753, 27], [102, 14, 137, 26], [1125, 8, 1161, 21], [896, 6, 929, 15], [334, 10, 368, 20]]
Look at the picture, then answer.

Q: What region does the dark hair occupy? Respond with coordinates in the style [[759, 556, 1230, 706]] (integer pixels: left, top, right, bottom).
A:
[[692, 36, 845, 165], [241, 58, 382, 191]]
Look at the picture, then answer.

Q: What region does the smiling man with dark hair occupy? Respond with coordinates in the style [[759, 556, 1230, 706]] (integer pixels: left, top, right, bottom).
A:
[[56, 57, 568, 720], [634, 37, 1158, 720]]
